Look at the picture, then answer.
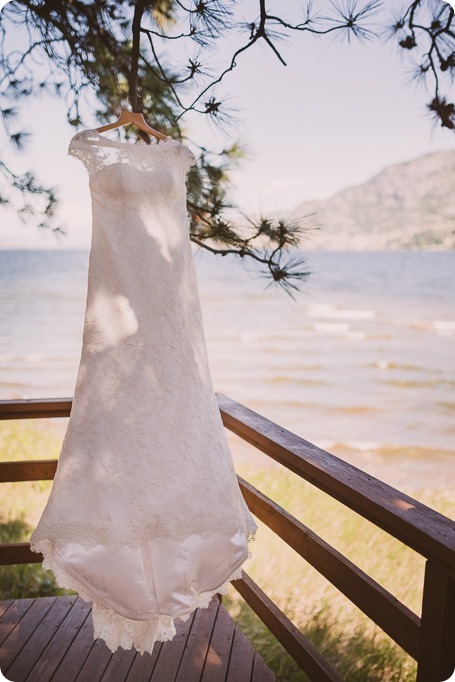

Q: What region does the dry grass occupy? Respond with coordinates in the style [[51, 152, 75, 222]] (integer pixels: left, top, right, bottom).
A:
[[225, 463, 454, 681]]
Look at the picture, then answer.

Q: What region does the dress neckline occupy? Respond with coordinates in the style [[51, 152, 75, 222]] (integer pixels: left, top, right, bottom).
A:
[[76, 128, 176, 150]]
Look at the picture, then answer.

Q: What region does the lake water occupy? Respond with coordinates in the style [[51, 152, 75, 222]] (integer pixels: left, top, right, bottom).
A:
[[1, 248, 454, 492]]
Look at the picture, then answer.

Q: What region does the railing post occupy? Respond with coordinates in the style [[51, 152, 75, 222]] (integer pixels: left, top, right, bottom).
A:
[[417, 561, 455, 682]]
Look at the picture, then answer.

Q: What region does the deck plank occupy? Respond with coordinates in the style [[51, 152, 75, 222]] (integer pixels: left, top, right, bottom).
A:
[[125, 644, 162, 682], [226, 625, 255, 681], [149, 610, 196, 680], [0, 600, 13, 620], [6, 596, 77, 681], [0, 596, 275, 681], [28, 597, 92, 681], [201, 603, 236, 681], [76, 638, 114, 681], [100, 645, 136, 681], [251, 650, 276, 681], [0, 598, 34, 647], [1, 597, 56, 673], [51, 601, 98, 682], [174, 597, 220, 681]]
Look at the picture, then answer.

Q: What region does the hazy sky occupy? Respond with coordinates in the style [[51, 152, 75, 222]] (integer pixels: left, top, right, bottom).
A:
[[1, 0, 454, 249]]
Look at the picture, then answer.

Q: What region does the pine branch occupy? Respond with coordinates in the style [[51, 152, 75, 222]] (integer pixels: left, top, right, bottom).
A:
[[0, 0, 453, 295]]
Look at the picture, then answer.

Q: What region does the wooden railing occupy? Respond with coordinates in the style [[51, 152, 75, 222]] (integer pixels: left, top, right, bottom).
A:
[[0, 395, 454, 681]]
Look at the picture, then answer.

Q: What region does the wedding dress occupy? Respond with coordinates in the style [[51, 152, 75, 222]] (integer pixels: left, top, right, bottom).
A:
[[30, 128, 258, 655]]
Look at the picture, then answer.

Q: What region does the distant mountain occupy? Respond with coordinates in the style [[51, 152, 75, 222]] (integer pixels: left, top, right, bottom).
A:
[[293, 151, 455, 250]]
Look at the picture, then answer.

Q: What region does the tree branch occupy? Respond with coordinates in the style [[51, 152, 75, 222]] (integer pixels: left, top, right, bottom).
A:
[[129, 0, 146, 112]]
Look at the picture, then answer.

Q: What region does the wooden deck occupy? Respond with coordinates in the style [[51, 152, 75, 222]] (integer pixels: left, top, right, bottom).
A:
[[0, 595, 276, 681], [2, 396, 455, 680]]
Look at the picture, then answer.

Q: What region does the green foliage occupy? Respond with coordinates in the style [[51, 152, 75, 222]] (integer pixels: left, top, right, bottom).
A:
[[0, 518, 73, 599], [0, 420, 75, 599]]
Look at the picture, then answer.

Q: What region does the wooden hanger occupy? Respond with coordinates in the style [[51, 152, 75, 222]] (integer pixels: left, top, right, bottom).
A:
[[95, 109, 168, 141]]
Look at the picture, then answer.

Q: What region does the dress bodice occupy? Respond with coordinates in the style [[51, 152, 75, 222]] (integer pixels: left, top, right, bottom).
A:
[[68, 129, 195, 206], [68, 129, 197, 294], [68, 129, 196, 177]]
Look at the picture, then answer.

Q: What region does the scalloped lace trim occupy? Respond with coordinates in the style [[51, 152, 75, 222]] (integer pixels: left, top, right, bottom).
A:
[[68, 128, 196, 178], [34, 527, 256, 655]]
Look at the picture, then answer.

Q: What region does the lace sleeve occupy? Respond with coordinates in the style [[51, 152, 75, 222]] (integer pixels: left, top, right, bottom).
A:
[[179, 144, 196, 175], [68, 132, 96, 175]]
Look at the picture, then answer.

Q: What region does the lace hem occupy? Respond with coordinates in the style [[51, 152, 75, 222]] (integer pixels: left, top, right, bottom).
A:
[[30, 512, 258, 553], [32, 526, 257, 655]]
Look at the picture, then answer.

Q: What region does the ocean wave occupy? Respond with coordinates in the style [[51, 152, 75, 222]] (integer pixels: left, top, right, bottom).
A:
[[337, 405, 380, 414], [319, 439, 381, 452], [320, 440, 455, 458], [405, 320, 455, 336], [312, 322, 351, 334], [306, 303, 376, 320], [344, 331, 366, 340], [433, 321, 455, 335], [267, 364, 323, 372], [266, 376, 326, 385], [242, 399, 381, 415], [327, 441, 455, 460], [384, 378, 455, 388], [237, 331, 306, 343], [437, 402, 455, 411], [372, 360, 421, 371], [311, 323, 366, 340], [0, 353, 72, 363]]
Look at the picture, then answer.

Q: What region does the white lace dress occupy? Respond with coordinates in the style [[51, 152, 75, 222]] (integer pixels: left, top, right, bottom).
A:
[[30, 128, 258, 655]]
